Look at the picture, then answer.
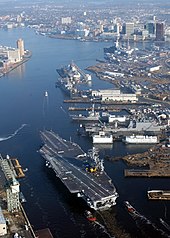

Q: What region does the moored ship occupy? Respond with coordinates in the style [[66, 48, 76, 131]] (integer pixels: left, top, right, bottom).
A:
[[71, 105, 100, 122], [123, 135, 159, 144], [84, 210, 96, 222], [92, 131, 113, 144]]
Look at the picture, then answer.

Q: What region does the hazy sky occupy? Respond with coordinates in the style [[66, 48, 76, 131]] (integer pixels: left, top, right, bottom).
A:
[[0, 0, 169, 5], [0, 0, 169, 2]]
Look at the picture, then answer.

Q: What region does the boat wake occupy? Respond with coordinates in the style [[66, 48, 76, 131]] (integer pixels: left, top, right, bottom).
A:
[[125, 201, 170, 238], [160, 218, 170, 233], [93, 221, 115, 238], [60, 106, 67, 114], [0, 124, 27, 142], [43, 93, 49, 117]]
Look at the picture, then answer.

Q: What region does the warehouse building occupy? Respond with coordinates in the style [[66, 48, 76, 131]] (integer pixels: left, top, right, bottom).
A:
[[92, 89, 138, 102]]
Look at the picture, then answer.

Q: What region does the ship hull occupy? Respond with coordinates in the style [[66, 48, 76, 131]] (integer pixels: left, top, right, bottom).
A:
[[39, 130, 118, 210], [123, 135, 159, 144]]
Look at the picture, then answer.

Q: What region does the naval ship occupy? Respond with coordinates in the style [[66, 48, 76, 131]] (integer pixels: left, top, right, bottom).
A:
[[39, 130, 118, 210]]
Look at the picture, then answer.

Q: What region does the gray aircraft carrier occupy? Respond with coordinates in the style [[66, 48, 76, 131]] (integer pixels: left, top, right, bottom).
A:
[[39, 130, 118, 210]]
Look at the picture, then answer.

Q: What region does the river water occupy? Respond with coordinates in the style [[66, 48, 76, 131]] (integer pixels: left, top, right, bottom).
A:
[[0, 28, 169, 238]]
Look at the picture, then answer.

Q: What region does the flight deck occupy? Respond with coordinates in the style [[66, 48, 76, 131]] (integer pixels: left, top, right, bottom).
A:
[[39, 130, 118, 210]]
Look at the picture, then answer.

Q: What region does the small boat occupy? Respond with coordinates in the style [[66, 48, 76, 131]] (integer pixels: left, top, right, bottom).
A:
[[45, 91, 48, 97], [124, 201, 136, 214], [23, 168, 28, 172], [19, 192, 27, 203], [84, 210, 96, 222]]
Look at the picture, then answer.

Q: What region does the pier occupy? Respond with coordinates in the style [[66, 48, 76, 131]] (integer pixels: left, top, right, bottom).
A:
[[118, 144, 170, 178], [147, 190, 170, 200], [124, 169, 170, 177], [64, 98, 151, 106], [68, 106, 122, 112], [0, 154, 35, 238]]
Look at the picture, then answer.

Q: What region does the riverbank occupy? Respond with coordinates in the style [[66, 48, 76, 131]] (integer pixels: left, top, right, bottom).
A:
[[0, 50, 32, 78]]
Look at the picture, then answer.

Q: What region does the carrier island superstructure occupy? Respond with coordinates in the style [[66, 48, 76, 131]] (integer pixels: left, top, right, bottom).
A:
[[39, 130, 118, 210]]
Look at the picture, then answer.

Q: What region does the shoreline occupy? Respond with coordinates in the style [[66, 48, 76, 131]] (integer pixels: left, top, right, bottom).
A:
[[0, 50, 32, 78]]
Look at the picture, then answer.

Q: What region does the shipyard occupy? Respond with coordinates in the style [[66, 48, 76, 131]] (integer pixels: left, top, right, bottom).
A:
[[53, 41, 170, 237], [0, 154, 34, 238], [0, 1, 170, 237], [55, 44, 170, 146]]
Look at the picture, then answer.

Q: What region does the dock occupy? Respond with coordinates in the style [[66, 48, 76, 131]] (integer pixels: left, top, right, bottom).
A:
[[64, 98, 151, 106], [124, 169, 170, 177], [147, 190, 170, 200], [68, 106, 122, 112], [0, 154, 35, 238], [120, 144, 170, 178], [11, 158, 25, 178]]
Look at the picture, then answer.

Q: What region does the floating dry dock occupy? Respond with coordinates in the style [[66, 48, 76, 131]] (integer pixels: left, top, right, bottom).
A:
[[147, 190, 170, 200]]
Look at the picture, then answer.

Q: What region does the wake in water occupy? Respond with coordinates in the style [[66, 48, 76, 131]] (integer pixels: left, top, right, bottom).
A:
[[0, 124, 27, 142], [124, 201, 170, 238], [160, 218, 170, 233], [60, 106, 67, 114], [43, 91, 49, 117], [93, 221, 115, 238]]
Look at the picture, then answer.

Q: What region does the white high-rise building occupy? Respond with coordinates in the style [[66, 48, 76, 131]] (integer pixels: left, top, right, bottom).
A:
[[125, 22, 134, 36]]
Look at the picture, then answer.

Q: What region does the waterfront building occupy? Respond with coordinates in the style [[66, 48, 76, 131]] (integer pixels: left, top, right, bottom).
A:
[[17, 38, 24, 58], [7, 49, 21, 63], [156, 22, 165, 41], [6, 23, 13, 29], [92, 89, 138, 102], [6, 179, 20, 213]]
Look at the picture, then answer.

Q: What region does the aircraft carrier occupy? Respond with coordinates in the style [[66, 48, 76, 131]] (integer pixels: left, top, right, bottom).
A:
[[39, 130, 118, 210]]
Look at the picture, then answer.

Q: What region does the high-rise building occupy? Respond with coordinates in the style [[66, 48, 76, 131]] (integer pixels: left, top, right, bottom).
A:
[[114, 23, 120, 35], [146, 22, 155, 35], [17, 38, 24, 58], [125, 22, 134, 36], [156, 22, 165, 41]]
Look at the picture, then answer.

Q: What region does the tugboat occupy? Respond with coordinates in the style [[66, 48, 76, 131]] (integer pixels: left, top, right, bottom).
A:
[[124, 201, 137, 214], [124, 201, 170, 237], [84, 210, 96, 222]]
